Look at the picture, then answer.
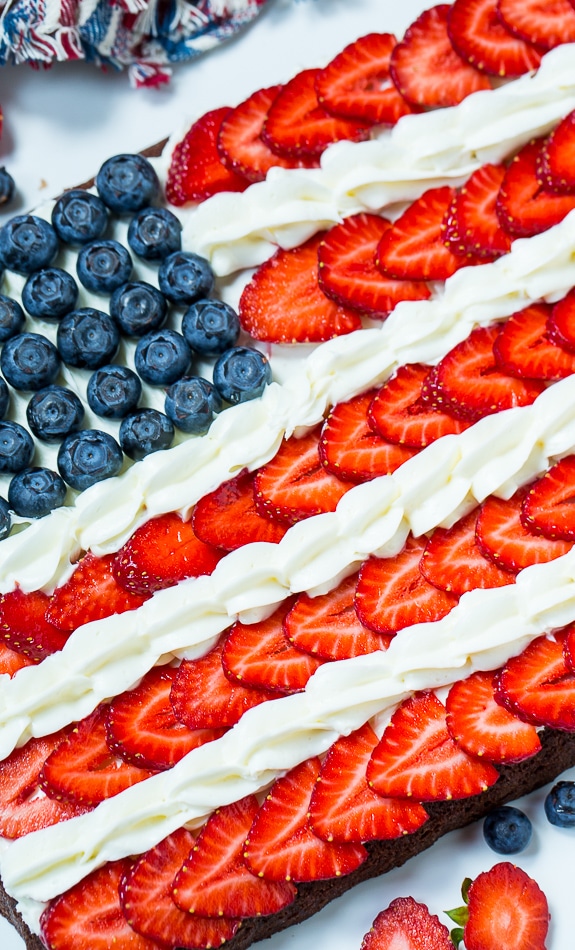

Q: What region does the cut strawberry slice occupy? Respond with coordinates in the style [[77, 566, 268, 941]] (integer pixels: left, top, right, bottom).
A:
[[0, 587, 68, 662], [447, 0, 542, 76], [309, 723, 428, 843], [493, 302, 575, 380], [463, 862, 550, 950], [244, 757, 367, 882], [521, 456, 575, 541], [318, 213, 431, 314], [420, 510, 516, 595], [46, 552, 148, 633], [0, 642, 33, 677], [443, 163, 512, 260], [496, 137, 575, 238], [355, 537, 458, 635], [361, 897, 454, 950], [495, 629, 575, 729], [537, 110, 575, 194], [475, 489, 573, 572], [497, 0, 575, 49], [389, 5, 491, 108], [165, 107, 249, 206], [366, 691, 499, 801], [192, 470, 287, 551], [548, 288, 575, 352], [239, 234, 362, 343], [172, 796, 296, 917], [446, 669, 541, 763]]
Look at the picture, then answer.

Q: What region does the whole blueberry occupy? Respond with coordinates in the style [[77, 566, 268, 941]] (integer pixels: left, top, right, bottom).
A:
[[483, 806, 532, 854], [26, 385, 85, 444], [8, 467, 67, 519], [127, 207, 182, 261], [0, 496, 10, 539], [158, 251, 214, 304], [22, 267, 79, 321], [134, 329, 191, 386], [164, 376, 222, 434], [51, 189, 108, 245], [0, 378, 9, 419], [1, 332, 61, 391], [96, 154, 160, 215], [213, 346, 272, 405], [0, 295, 25, 342], [109, 281, 167, 338], [119, 408, 174, 461], [545, 780, 575, 827], [0, 421, 34, 473], [76, 239, 132, 295], [87, 365, 142, 419], [182, 299, 240, 356], [0, 168, 15, 207], [57, 429, 123, 491], [57, 308, 120, 370], [0, 215, 59, 274]]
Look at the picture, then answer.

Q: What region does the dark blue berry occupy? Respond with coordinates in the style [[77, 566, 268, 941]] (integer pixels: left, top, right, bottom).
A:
[[0, 421, 34, 473], [545, 781, 575, 828], [8, 467, 67, 519], [0, 295, 25, 342], [109, 281, 167, 337], [87, 365, 142, 419], [57, 429, 123, 491], [0, 378, 8, 419], [26, 386, 85, 444], [164, 376, 222, 434], [213, 346, 272, 405], [76, 240, 133, 294], [119, 408, 174, 460], [0, 168, 15, 207], [483, 806, 532, 854], [134, 329, 191, 386], [0, 496, 10, 539], [182, 299, 240, 356], [51, 189, 108, 245], [96, 154, 160, 215], [1, 332, 61, 391], [0, 215, 59, 275], [127, 207, 182, 261], [57, 308, 120, 370], [158, 251, 214, 304], [22, 267, 79, 321]]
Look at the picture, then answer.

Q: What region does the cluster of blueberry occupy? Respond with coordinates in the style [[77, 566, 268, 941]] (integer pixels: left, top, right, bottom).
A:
[[0, 154, 271, 534], [482, 780, 575, 856]]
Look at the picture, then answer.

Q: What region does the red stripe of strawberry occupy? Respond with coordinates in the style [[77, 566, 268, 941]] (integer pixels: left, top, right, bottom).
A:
[[443, 163, 512, 260], [46, 552, 148, 632], [493, 301, 575, 380], [475, 488, 573, 572], [463, 862, 550, 950], [537, 109, 575, 194], [496, 0, 575, 49], [165, 107, 249, 206], [420, 510, 516, 595], [362, 897, 453, 950], [447, 0, 542, 76], [192, 470, 287, 551], [548, 288, 575, 351], [496, 137, 575, 238], [495, 628, 575, 729], [521, 456, 575, 541], [0, 588, 68, 662]]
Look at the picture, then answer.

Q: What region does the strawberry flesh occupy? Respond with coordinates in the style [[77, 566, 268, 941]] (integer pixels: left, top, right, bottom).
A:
[[521, 455, 575, 541], [443, 163, 512, 260], [0, 642, 34, 677], [447, 0, 541, 76], [496, 137, 575, 238], [476, 489, 573, 572], [537, 109, 575, 194], [0, 587, 68, 661], [464, 861, 550, 950], [420, 509, 516, 595], [497, 0, 575, 49], [361, 896, 453, 950], [47, 552, 148, 632], [192, 470, 287, 551], [493, 301, 575, 380], [548, 287, 575, 351], [495, 629, 575, 729], [165, 106, 249, 205]]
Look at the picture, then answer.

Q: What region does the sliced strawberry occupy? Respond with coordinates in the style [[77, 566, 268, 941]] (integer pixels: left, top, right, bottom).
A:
[[361, 897, 453, 950], [244, 757, 367, 882], [316, 33, 416, 126], [495, 629, 575, 729], [239, 234, 362, 343], [120, 827, 240, 946], [446, 669, 541, 763], [420, 510, 516, 595], [165, 107, 249, 206], [548, 287, 575, 352], [113, 511, 221, 595], [309, 723, 428, 843], [537, 110, 575, 194], [0, 642, 34, 676], [447, 0, 542, 76], [464, 862, 550, 950], [493, 301, 575, 380], [192, 470, 287, 551], [355, 537, 458, 635], [497, 0, 575, 49], [443, 163, 512, 260], [475, 489, 573, 572], [496, 137, 575, 238], [521, 456, 575, 541], [389, 5, 491, 108], [46, 552, 148, 633], [366, 691, 499, 801], [0, 587, 68, 662], [172, 796, 296, 917]]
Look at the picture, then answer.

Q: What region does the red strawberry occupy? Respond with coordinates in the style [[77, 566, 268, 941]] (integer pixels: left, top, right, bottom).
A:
[[366, 691, 499, 801], [46, 552, 147, 632], [537, 109, 575, 194], [0, 642, 33, 676], [475, 489, 573, 572], [192, 470, 287, 551], [548, 287, 575, 352], [0, 587, 68, 662], [318, 213, 431, 314], [420, 510, 516, 595], [521, 456, 575, 541], [389, 5, 491, 108], [316, 33, 416, 125], [113, 511, 221, 595], [244, 757, 367, 882], [463, 862, 550, 950], [361, 897, 453, 950], [495, 629, 575, 729], [165, 107, 249, 206], [442, 163, 512, 260], [172, 796, 296, 917], [497, 0, 575, 49], [355, 537, 458, 635], [239, 234, 362, 343], [447, 0, 542, 76], [493, 301, 575, 380], [446, 670, 541, 763], [309, 723, 428, 843], [496, 137, 575, 238]]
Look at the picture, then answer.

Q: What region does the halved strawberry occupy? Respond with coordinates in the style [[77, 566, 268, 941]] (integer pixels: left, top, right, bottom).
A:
[[366, 691, 499, 801], [172, 796, 296, 917], [46, 552, 148, 632], [361, 897, 453, 950], [537, 109, 575, 194], [495, 629, 575, 729], [165, 107, 249, 206], [496, 137, 575, 238], [239, 234, 362, 343], [442, 163, 512, 260], [0, 642, 34, 676], [192, 470, 287, 551], [548, 288, 575, 352], [497, 0, 575, 49], [493, 302, 575, 380], [475, 489, 573, 572], [0, 587, 68, 662], [420, 510, 516, 595], [521, 456, 575, 541], [389, 4, 491, 108], [463, 862, 550, 950], [244, 757, 367, 882], [355, 537, 458, 635], [309, 723, 428, 843], [447, 0, 542, 75]]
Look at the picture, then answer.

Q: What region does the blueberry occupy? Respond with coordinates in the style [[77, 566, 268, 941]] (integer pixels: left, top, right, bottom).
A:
[[0, 378, 9, 419], [127, 207, 182, 261], [87, 365, 142, 419], [8, 467, 67, 518], [51, 190, 108, 245], [158, 251, 214, 304], [22, 267, 79, 321], [0, 168, 15, 207], [57, 308, 120, 370], [0, 421, 34, 473], [0, 215, 59, 275], [76, 240, 132, 294], [96, 154, 160, 215], [182, 299, 240, 356], [119, 408, 174, 460], [545, 780, 575, 827], [1, 332, 61, 391], [164, 376, 222, 434], [0, 295, 25, 342], [213, 346, 272, 405], [26, 386, 85, 444], [58, 429, 123, 491], [109, 281, 167, 337], [134, 329, 191, 386], [0, 496, 10, 539], [483, 806, 532, 854]]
